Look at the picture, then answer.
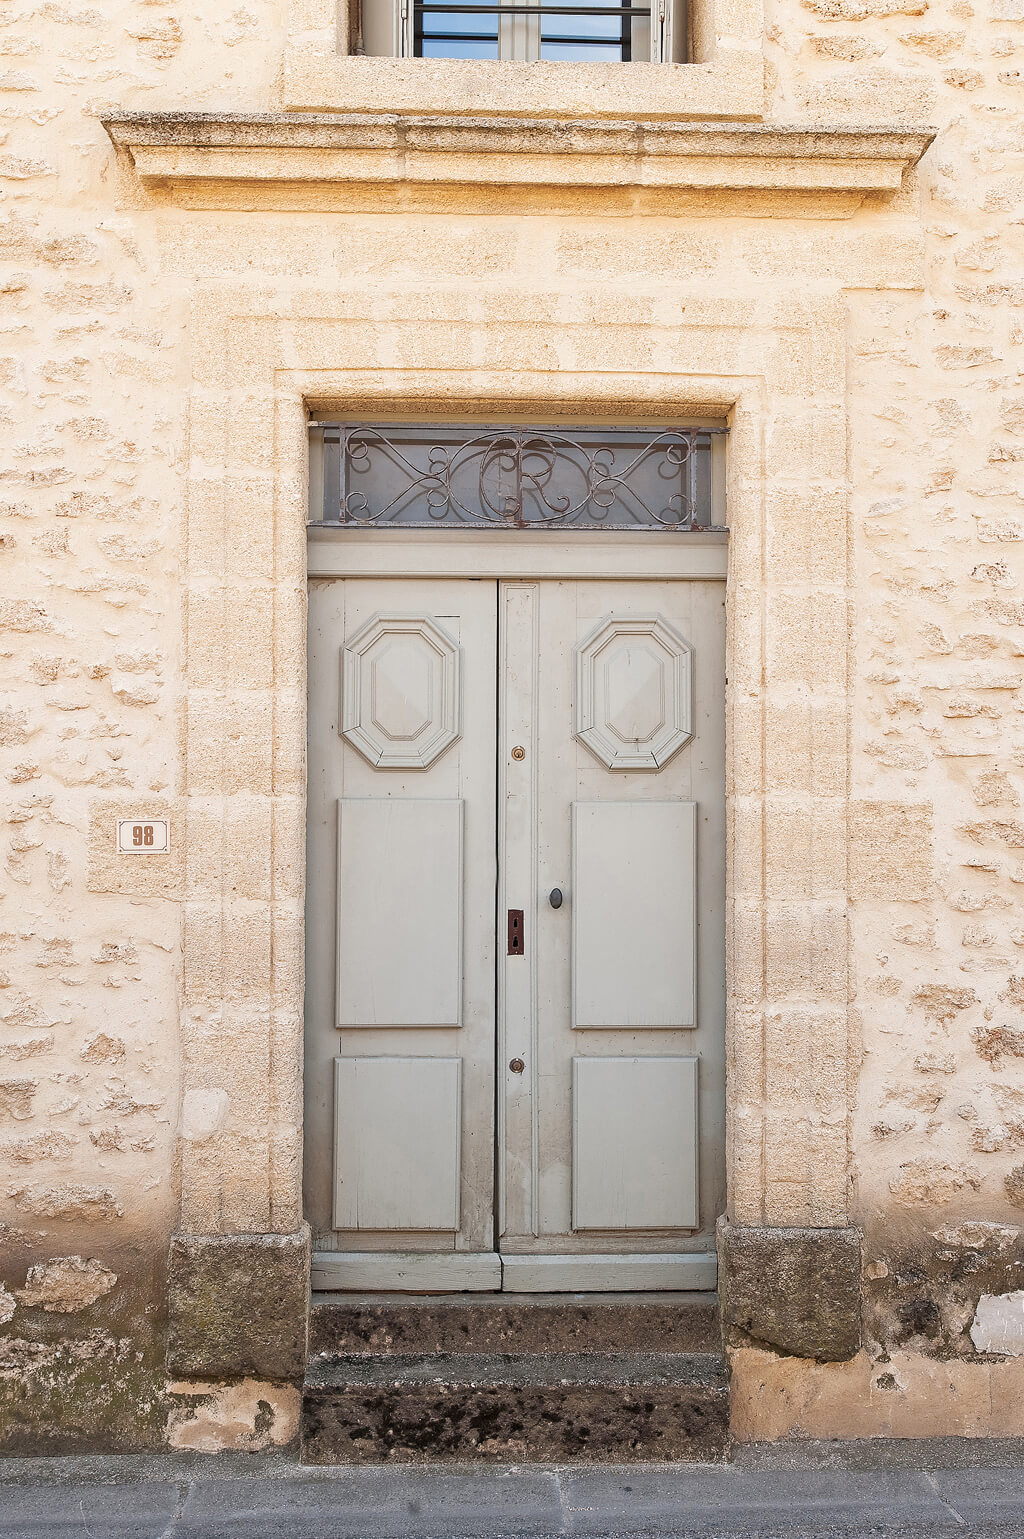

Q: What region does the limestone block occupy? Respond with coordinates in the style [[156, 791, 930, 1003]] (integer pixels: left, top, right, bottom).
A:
[[730, 795, 766, 899], [972, 1292, 1024, 1356], [221, 903, 274, 1000], [160, 220, 333, 280], [765, 589, 848, 693], [849, 801, 934, 901], [729, 903, 766, 1007], [185, 692, 274, 798], [764, 698, 847, 799], [167, 1378, 301, 1452], [271, 798, 305, 903], [764, 799, 846, 901], [166, 1227, 310, 1382], [719, 1220, 862, 1361], [87, 799, 183, 899], [225, 477, 276, 582], [728, 1348, 1005, 1441], [16, 1256, 117, 1313], [271, 688, 306, 793], [182, 901, 225, 1006], [764, 487, 849, 587], [764, 909, 849, 1003]]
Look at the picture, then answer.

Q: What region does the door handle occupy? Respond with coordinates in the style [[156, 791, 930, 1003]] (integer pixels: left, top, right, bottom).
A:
[[549, 888, 563, 909]]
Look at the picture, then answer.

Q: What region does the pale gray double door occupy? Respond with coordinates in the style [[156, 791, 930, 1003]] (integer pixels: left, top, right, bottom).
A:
[[305, 571, 725, 1292]]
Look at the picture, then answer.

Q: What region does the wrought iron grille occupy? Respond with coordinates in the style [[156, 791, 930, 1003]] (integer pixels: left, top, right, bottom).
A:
[[310, 423, 724, 531]]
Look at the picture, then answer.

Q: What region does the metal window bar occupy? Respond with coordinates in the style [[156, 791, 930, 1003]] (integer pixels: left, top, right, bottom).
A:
[[310, 422, 726, 531]]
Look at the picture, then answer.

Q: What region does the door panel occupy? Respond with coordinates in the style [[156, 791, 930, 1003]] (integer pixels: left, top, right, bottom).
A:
[[572, 1056, 698, 1230], [336, 797, 464, 1028], [334, 1056, 462, 1230], [305, 577, 497, 1278], [572, 800, 696, 1029]]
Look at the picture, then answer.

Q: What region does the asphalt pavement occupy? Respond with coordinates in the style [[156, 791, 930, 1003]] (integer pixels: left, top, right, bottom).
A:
[[2, 1446, 1024, 1537]]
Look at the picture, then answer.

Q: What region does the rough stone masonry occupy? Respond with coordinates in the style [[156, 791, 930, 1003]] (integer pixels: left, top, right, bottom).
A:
[[0, 0, 1023, 1455]]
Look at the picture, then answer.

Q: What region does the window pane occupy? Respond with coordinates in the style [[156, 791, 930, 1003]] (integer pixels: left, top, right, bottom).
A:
[[539, 0, 635, 62], [546, 6, 620, 36], [420, 36, 500, 56], [416, 2, 499, 57], [540, 39, 623, 56]]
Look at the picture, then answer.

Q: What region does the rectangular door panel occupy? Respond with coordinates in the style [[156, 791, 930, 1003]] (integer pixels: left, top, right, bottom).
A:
[[334, 1056, 462, 1230], [572, 801, 696, 1030], [337, 798, 463, 1028], [572, 1056, 698, 1230]]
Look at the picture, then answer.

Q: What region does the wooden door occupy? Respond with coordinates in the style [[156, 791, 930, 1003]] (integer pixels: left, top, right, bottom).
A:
[[306, 565, 725, 1292], [498, 580, 725, 1291], [305, 577, 500, 1291]]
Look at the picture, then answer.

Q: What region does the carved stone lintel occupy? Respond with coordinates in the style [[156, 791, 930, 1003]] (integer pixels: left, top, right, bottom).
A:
[[102, 113, 935, 210]]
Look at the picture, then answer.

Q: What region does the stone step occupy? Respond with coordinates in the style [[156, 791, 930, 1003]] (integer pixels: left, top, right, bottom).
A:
[[301, 1350, 729, 1464], [309, 1291, 721, 1357]]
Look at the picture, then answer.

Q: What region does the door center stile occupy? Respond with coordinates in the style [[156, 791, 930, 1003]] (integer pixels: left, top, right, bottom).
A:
[[497, 584, 542, 1244]]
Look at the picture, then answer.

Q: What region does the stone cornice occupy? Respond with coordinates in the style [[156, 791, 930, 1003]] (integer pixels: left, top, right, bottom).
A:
[[104, 112, 934, 206]]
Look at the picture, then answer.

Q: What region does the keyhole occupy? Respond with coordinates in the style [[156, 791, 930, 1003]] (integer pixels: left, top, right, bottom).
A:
[[507, 909, 524, 956]]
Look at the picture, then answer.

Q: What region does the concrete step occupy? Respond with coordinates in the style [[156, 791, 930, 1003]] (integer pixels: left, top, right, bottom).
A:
[[301, 1349, 729, 1464], [309, 1291, 722, 1357]]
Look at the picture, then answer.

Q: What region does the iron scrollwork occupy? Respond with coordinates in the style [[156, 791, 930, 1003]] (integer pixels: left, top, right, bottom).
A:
[[313, 423, 721, 531]]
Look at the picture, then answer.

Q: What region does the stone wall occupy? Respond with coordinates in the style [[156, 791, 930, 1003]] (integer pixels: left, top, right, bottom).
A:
[[0, 0, 1022, 1451], [731, 0, 1024, 1439], [0, 0, 290, 1451]]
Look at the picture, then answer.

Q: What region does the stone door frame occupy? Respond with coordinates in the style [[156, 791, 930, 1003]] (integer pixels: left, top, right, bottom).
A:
[[164, 299, 859, 1380]]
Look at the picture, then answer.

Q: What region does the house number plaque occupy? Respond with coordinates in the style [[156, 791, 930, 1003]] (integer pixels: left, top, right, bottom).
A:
[[116, 818, 170, 854]]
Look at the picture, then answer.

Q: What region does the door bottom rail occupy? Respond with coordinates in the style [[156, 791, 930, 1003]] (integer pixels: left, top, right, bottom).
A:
[[311, 1250, 718, 1292]]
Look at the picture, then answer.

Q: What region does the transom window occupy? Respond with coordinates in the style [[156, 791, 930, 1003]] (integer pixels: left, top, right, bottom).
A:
[[356, 0, 685, 60], [308, 422, 724, 531]]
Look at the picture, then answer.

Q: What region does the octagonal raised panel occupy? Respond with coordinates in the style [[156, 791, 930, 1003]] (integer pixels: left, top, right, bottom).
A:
[[342, 612, 461, 769], [575, 614, 693, 771]]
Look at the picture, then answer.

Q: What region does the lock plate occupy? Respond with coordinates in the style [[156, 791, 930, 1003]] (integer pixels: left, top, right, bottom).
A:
[[507, 909, 524, 956]]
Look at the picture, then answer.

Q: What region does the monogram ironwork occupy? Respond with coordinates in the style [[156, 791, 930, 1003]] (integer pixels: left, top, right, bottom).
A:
[[310, 423, 722, 531]]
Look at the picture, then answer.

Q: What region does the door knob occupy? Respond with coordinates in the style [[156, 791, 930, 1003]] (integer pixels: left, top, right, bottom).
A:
[[509, 1058, 525, 1074], [549, 888, 563, 909]]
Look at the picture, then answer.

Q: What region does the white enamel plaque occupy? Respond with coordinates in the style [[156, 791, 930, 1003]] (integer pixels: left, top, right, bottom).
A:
[[116, 818, 170, 854]]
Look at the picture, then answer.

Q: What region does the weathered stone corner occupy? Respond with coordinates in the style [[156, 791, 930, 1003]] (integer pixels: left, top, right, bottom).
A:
[[167, 1228, 310, 1382], [718, 1219, 862, 1363]]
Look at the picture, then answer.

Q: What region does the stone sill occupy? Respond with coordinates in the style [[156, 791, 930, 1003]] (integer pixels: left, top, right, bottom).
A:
[[280, 47, 765, 122], [103, 112, 935, 208]]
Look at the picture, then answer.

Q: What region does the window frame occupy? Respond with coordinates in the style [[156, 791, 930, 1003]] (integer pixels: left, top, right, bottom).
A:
[[358, 0, 684, 62]]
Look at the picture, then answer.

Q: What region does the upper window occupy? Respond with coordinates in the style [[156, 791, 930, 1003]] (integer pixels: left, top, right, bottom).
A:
[[357, 0, 686, 61]]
